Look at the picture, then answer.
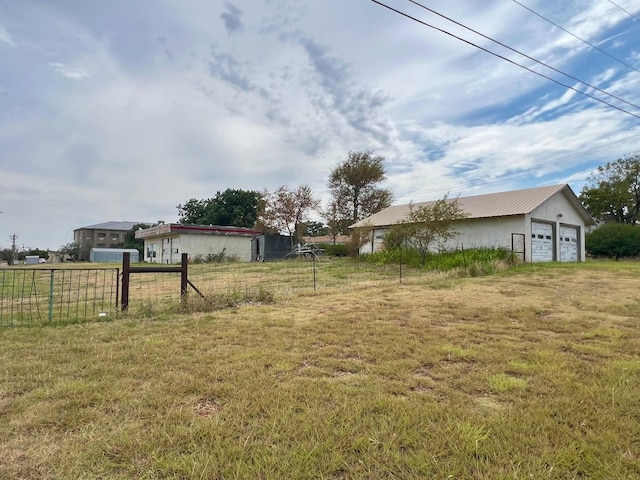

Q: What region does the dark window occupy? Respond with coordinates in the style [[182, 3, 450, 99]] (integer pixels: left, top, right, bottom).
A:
[[545, 235, 551, 240]]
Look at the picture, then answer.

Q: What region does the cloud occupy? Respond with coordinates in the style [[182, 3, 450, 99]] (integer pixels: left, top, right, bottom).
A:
[[289, 33, 393, 143], [220, 2, 244, 35], [49, 62, 91, 79], [0, 26, 15, 47]]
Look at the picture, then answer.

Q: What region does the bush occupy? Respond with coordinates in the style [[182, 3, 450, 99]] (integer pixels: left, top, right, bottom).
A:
[[586, 223, 640, 259], [318, 243, 349, 257], [361, 246, 512, 270]]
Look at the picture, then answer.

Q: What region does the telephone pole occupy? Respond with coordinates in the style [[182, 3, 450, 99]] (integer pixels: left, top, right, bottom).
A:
[[10, 234, 17, 253]]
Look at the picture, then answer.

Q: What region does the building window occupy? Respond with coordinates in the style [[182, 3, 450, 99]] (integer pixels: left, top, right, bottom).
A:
[[97, 243, 106, 248], [111, 233, 120, 241], [98, 232, 106, 240]]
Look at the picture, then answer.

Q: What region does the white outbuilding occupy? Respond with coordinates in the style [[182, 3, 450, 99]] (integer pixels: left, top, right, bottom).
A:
[[135, 223, 261, 263], [351, 184, 595, 262]]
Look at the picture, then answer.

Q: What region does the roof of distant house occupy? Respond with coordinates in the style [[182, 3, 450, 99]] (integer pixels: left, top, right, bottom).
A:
[[350, 184, 595, 228], [135, 223, 262, 239], [302, 235, 351, 245], [76, 221, 152, 231]]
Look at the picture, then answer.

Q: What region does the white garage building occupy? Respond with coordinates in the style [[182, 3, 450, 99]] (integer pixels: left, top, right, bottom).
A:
[[351, 184, 595, 262], [135, 223, 261, 263]]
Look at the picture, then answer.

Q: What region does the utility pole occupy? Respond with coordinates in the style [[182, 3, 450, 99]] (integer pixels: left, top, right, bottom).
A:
[[10, 234, 17, 253]]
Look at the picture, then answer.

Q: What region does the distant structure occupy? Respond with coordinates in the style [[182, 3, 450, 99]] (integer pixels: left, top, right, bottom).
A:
[[74, 221, 150, 261]]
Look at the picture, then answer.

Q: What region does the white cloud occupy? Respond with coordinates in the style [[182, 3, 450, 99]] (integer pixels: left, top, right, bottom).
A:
[[0, 26, 15, 47], [49, 62, 90, 79]]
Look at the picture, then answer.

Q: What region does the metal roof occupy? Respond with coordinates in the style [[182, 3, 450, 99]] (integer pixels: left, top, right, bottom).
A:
[[135, 223, 262, 239], [351, 184, 595, 228], [76, 221, 150, 231]]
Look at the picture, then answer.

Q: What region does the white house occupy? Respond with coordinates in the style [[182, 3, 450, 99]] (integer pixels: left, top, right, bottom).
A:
[[135, 224, 261, 263], [351, 184, 595, 262]]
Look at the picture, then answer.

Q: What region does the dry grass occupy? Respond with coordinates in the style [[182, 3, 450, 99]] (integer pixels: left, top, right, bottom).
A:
[[0, 262, 639, 478]]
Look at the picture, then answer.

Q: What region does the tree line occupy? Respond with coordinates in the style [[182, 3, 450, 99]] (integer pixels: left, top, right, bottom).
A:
[[579, 152, 640, 258], [176, 150, 394, 245]]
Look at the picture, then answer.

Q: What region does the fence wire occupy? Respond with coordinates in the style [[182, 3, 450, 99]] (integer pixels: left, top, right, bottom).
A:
[[0, 268, 119, 326], [1, 259, 446, 324]]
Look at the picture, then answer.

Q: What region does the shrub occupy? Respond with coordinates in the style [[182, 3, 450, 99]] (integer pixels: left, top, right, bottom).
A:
[[586, 223, 640, 259], [318, 243, 349, 257]]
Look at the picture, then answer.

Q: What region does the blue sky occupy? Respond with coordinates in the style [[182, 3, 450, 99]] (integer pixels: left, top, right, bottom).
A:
[[1, 0, 639, 250]]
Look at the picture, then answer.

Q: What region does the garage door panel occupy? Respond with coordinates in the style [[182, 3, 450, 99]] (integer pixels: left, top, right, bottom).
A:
[[560, 226, 578, 262], [531, 222, 553, 262]]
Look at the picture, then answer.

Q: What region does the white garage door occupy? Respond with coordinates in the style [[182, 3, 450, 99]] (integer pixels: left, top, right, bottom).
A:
[[531, 222, 554, 262], [559, 226, 578, 262]]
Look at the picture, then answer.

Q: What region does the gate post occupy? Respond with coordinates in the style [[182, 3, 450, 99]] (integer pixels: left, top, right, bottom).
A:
[[180, 253, 188, 297], [121, 252, 130, 311]]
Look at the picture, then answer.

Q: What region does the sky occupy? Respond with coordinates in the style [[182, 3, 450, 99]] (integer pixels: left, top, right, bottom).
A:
[[1, 0, 639, 250]]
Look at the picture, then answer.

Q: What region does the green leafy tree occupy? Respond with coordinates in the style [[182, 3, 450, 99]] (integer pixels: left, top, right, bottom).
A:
[[579, 153, 640, 224], [59, 242, 81, 262], [302, 221, 329, 237], [261, 185, 320, 245], [177, 189, 262, 228], [123, 224, 152, 255], [328, 150, 393, 233], [386, 195, 468, 265], [586, 223, 640, 259]]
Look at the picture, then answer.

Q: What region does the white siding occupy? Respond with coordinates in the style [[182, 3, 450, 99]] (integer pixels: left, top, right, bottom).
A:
[[180, 234, 253, 262], [144, 233, 253, 263]]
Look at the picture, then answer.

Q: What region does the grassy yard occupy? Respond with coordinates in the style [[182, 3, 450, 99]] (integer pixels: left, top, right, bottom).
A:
[[0, 261, 639, 478]]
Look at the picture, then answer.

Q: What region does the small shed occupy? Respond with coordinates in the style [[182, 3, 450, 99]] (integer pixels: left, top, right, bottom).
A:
[[25, 256, 40, 265], [135, 224, 261, 263], [251, 234, 294, 261], [90, 248, 140, 263]]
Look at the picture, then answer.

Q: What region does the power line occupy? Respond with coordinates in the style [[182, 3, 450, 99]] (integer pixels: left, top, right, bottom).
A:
[[607, 0, 640, 22], [367, 0, 640, 120], [405, 0, 640, 112], [511, 0, 640, 74]]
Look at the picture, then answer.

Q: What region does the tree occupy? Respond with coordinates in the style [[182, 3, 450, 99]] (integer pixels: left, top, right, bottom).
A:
[[59, 242, 81, 262], [0, 248, 16, 265], [328, 150, 393, 232], [122, 223, 152, 255], [386, 195, 467, 265], [260, 185, 320, 245], [579, 153, 640, 224], [586, 223, 640, 259], [177, 189, 262, 228], [302, 221, 329, 237]]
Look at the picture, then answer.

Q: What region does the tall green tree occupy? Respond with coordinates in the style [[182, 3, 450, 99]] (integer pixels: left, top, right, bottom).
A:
[[260, 185, 320, 245], [177, 189, 262, 228], [579, 153, 640, 225], [123, 223, 152, 255], [328, 151, 393, 233], [385, 195, 467, 265]]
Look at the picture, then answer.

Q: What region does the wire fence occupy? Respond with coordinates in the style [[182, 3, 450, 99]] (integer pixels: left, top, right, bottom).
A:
[[0, 258, 445, 326], [0, 267, 119, 326]]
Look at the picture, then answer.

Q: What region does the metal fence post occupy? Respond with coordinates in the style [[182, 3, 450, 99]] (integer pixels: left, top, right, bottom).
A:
[[181, 253, 188, 298], [313, 254, 317, 291], [121, 252, 130, 311], [48, 270, 54, 321]]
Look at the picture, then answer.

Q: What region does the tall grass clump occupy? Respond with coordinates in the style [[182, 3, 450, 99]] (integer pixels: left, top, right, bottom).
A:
[[360, 247, 516, 275]]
